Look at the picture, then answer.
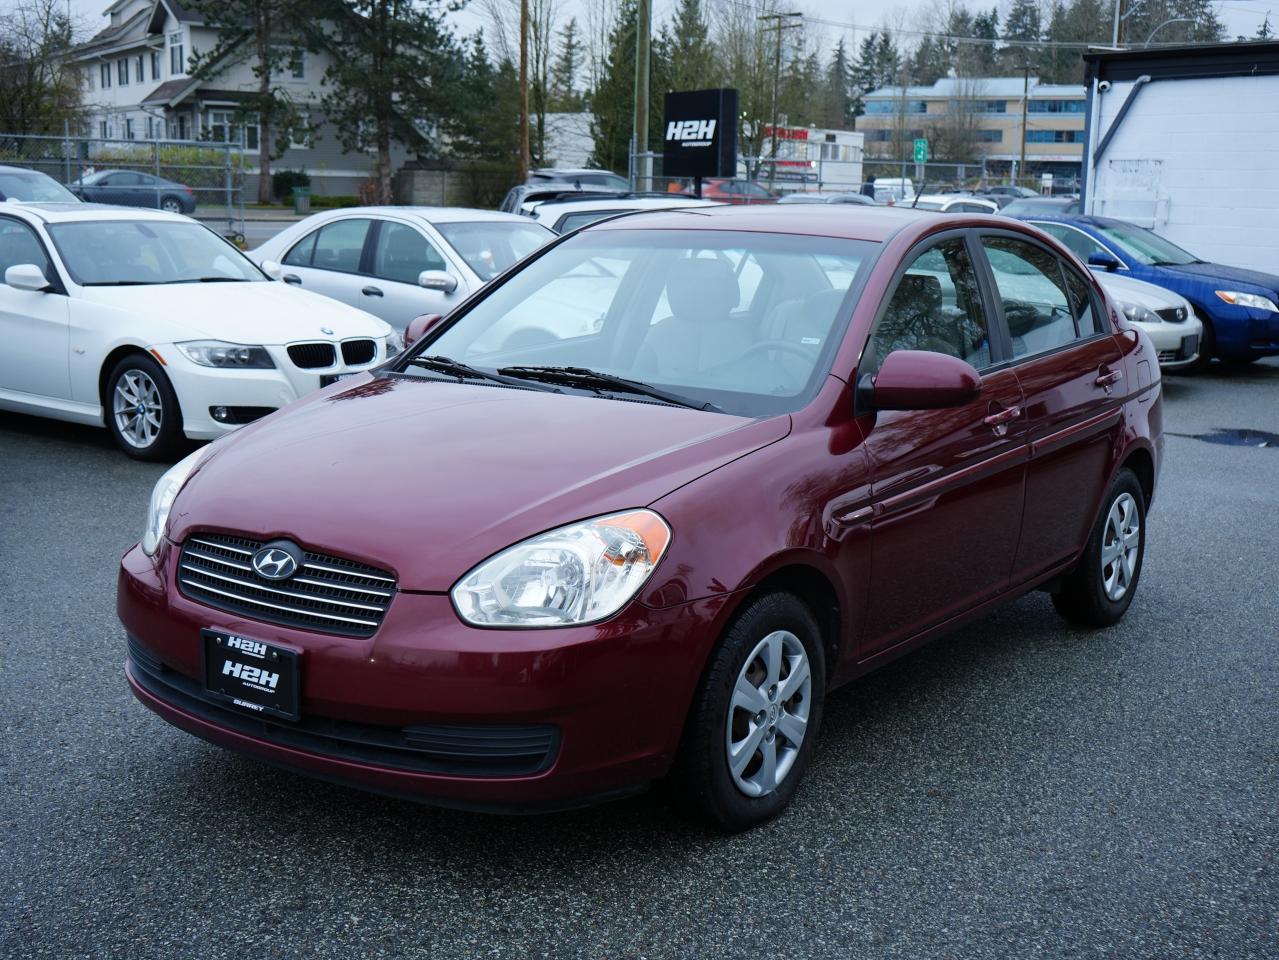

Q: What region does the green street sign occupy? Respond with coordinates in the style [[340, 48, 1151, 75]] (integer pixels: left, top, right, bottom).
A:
[[913, 138, 929, 163]]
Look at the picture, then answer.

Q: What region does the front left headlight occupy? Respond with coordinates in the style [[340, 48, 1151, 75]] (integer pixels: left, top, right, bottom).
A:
[[384, 328, 404, 356], [176, 340, 276, 369], [452, 510, 671, 627], [1119, 301, 1162, 325], [1215, 290, 1279, 312], [141, 447, 207, 556]]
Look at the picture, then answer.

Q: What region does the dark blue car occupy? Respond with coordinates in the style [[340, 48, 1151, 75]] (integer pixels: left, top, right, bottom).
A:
[[1017, 215, 1279, 370]]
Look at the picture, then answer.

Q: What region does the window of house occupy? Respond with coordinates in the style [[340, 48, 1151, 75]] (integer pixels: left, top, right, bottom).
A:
[[134, 55, 145, 83], [150, 50, 161, 80], [125, 118, 134, 140], [86, 66, 95, 91], [1026, 130, 1083, 144], [100, 63, 111, 88], [169, 32, 185, 75], [208, 110, 232, 143], [1029, 99, 1085, 114], [117, 59, 128, 85], [976, 129, 1003, 142], [99, 120, 108, 139]]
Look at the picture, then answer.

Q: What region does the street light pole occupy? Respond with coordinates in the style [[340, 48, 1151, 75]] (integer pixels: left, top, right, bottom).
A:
[[1144, 17, 1196, 46], [1112, 0, 1122, 46]]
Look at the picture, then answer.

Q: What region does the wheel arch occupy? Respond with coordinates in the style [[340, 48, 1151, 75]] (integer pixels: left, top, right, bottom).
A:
[[99, 345, 185, 432], [1121, 445, 1156, 509], [729, 562, 844, 686]]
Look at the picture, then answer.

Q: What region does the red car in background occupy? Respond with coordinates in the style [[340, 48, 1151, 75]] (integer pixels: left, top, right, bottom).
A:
[[119, 205, 1163, 831], [696, 178, 779, 204]]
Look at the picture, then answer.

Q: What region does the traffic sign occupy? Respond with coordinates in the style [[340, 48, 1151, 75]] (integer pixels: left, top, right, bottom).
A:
[[913, 138, 929, 164]]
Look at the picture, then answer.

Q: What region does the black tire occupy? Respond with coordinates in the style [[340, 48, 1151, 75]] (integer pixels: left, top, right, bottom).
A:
[[104, 353, 185, 461], [1051, 468, 1146, 628], [1182, 317, 1215, 374], [678, 591, 826, 832], [160, 195, 184, 214]]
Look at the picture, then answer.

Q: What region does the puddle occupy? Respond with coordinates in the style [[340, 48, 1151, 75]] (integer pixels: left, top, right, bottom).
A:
[[1168, 428, 1279, 448]]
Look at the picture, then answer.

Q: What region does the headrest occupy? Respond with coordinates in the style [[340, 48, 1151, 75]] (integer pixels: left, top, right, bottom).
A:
[[666, 256, 740, 324], [386, 228, 422, 259]]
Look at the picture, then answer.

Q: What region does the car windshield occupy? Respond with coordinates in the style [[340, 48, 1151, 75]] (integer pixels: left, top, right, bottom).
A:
[[45, 219, 265, 285], [405, 229, 878, 417], [435, 220, 553, 281], [0, 170, 78, 202], [1093, 222, 1200, 266]]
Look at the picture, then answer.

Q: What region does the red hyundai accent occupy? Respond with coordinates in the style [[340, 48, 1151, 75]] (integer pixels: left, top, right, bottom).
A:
[[119, 205, 1163, 830]]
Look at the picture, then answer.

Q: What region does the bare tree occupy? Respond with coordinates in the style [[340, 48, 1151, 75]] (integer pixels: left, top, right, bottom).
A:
[[482, 0, 559, 165], [0, 0, 84, 135], [710, 0, 782, 167]]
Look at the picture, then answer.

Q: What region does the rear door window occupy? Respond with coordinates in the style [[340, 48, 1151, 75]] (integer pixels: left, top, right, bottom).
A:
[[981, 236, 1078, 359]]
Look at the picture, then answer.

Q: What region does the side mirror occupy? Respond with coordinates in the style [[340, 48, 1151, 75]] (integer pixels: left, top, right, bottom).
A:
[[1087, 251, 1121, 271], [260, 259, 283, 280], [404, 313, 443, 347], [418, 269, 458, 294], [866, 350, 981, 412], [5, 263, 51, 292]]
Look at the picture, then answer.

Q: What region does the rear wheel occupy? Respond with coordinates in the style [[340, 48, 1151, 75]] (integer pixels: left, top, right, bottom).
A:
[[1052, 468, 1146, 627], [679, 591, 825, 832], [160, 195, 184, 214], [105, 353, 184, 461]]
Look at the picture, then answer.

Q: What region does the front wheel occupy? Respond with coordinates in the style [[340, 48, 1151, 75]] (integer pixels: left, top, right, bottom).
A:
[[678, 591, 826, 832], [1052, 468, 1146, 627], [160, 195, 184, 214], [105, 354, 185, 461]]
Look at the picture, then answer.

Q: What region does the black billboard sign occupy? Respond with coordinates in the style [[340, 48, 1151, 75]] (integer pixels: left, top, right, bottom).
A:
[[662, 88, 738, 179]]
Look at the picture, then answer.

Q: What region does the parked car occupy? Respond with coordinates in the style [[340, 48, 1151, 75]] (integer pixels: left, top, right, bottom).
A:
[[120, 204, 1162, 830], [250, 207, 555, 329], [908, 194, 1000, 214], [70, 169, 197, 213], [1092, 271, 1203, 371], [530, 194, 719, 233], [777, 192, 876, 206], [1000, 196, 1080, 218], [981, 185, 1040, 200], [0, 164, 80, 203], [698, 179, 779, 204], [0, 205, 396, 459], [869, 177, 915, 204], [1021, 215, 1279, 368], [528, 168, 630, 191], [499, 182, 621, 214]]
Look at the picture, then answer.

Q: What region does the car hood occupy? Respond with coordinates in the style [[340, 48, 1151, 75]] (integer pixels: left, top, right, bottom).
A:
[[1094, 271, 1188, 309], [169, 376, 790, 591], [1153, 261, 1279, 295], [79, 282, 390, 343]]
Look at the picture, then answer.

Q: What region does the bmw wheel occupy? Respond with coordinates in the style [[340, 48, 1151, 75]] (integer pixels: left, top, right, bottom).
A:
[[1052, 468, 1146, 627], [679, 591, 825, 832], [105, 354, 184, 461]]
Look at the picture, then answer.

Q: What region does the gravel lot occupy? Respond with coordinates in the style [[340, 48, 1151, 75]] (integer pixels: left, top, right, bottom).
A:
[[2, 361, 1277, 959]]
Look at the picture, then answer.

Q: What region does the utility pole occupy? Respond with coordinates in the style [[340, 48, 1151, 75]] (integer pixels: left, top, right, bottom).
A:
[[633, 0, 651, 190], [1111, 0, 1122, 46], [759, 12, 802, 190], [519, 0, 530, 182], [1018, 60, 1029, 187]]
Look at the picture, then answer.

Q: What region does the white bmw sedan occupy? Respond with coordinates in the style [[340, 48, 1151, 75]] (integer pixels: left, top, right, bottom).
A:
[[0, 203, 397, 459]]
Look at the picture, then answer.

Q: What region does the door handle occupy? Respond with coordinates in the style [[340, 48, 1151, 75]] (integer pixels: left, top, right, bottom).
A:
[[361, 285, 384, 298], [1095, 368, 1123, 388], [983, 405, 1021, 427], [282, 274, 301, 285]]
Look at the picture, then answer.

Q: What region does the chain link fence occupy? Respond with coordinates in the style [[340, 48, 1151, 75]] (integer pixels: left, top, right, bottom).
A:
[[0, 129, 247, 242]]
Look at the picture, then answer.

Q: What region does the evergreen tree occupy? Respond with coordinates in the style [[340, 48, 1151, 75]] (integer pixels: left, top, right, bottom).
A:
[[588, 0, 638, 172], [549, 17, 584, 110], [821, 38, 855, 128], [663, 0, 715, 93], [1000, 0, 1040, 73], [968, 8, 999, 74], [1257, 13, 1274, 39]]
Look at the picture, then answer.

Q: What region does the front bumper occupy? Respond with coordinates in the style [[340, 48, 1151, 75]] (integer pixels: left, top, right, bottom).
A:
[[1128, 316, 1203, 370], [118, 542, 731, 810]]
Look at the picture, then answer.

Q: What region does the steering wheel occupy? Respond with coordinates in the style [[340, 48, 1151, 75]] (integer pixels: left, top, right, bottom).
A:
[[739, 339, 819, 362]]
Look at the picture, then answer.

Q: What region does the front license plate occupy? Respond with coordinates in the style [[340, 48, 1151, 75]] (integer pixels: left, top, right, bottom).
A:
[[320, 373, 356, 387], [202, 629, 300, 721]]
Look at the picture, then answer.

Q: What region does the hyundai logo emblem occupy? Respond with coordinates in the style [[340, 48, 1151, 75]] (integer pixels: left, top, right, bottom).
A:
[[252, 544, 300, 580]]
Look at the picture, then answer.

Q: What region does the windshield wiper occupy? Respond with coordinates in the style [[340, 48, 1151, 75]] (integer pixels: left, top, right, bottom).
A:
[[407, 355, 553, 390], [497, 365, 722, 412], [81, 280, 161, 286], [171, 276, 251, 283]]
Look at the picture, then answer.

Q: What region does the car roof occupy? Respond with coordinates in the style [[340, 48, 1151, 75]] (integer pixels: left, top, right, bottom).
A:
[[302, 205, 539, 225], [0, 164, 55, 175], [586, 202, 983, 243], [536, 197, 718, 213], [3, 202, 185, 223]]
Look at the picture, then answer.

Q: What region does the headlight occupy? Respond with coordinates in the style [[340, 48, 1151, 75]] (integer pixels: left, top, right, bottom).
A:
[[1119, 301, 1162, 325], [452, 510, 671, 627], [384, 328, 404, 356], [176, 340, 276, 369], [1215, 290, 1279, 312], [141, 446, 207, 556]]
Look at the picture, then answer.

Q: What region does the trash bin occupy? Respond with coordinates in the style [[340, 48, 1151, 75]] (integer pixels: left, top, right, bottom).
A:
[[292, 186, 311, 215]]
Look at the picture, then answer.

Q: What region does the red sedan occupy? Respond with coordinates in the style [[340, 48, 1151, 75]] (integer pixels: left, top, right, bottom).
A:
[[697, 178, 779, 204], [119, 205, 1163, 830]]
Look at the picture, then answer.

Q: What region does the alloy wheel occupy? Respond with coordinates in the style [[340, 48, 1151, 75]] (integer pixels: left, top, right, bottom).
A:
[[113, 368, 163, 449], [1100, 491, 1141, 602], [725, 629, 812, 797]]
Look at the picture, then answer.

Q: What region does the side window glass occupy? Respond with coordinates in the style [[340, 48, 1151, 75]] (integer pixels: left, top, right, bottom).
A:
[[371, 222, 446, 284], [1060, 264, 1102, 336], [0, 218, 52, 279], [1040, 223, 1105, 262], [282, 228, 318, 267], [866, 237, 992, 372], [982, 236, 1077, 358], [309, 218, 371, 274]]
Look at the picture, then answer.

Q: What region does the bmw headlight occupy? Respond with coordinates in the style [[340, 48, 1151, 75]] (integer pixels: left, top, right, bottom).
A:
[[1215, 290, 1279, 313], [452, 510, 671, 627], [141, 447, 207, 556], [1119, 301, 1162, 325], [176, 340, 276, 369], [384, 328, 404, 356]]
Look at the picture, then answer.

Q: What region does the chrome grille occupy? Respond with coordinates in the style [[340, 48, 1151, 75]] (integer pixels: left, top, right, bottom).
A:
[[178, 533, 395, 637], [287, 342, 336, 369], [341, 339, 376, 365]]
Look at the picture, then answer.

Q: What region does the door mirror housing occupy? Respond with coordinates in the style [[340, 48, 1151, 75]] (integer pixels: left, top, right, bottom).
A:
[[259, 259, 283, 280], [404, 313, 444, 347], [418, 269, 458, 293], [5, 263, 51, 292], [867, 350, 982, 411], [1087, 251, 1121, 271]]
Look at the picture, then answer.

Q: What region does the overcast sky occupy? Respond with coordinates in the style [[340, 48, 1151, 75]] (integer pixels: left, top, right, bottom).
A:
[[42, 0, 1278, 67]]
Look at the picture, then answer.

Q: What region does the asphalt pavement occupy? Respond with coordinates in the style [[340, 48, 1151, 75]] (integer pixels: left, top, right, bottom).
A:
[[2, 361, 1277, 959]]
